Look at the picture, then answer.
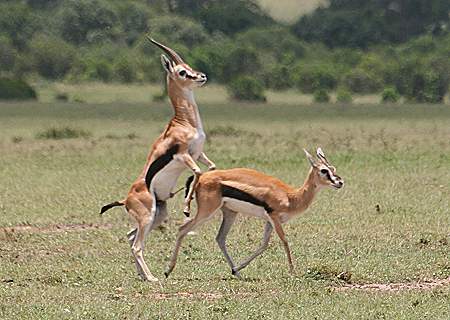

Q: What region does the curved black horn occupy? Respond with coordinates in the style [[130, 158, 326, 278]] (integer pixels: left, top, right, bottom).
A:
[[147, 36, 184, 64]]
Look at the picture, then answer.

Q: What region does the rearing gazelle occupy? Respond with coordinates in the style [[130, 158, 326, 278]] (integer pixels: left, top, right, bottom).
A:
[[165, 148, 344, 278], [100, 38, 215, 282]]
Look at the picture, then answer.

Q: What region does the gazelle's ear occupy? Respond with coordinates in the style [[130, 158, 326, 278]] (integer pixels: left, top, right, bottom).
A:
[[316, 147, 329, 164], [161, 54, 174, 73], [304, 149, 317, 167]]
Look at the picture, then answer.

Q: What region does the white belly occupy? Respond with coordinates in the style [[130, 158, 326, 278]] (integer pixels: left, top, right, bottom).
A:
[[223, 198, 271, 221], [151, 160, 186, 200]]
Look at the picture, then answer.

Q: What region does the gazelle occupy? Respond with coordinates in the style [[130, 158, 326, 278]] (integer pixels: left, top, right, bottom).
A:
[[100, 38, 216, 282], [164, 148, 344, 278]]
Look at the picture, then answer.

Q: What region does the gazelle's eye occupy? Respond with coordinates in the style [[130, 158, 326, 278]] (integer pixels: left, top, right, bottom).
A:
[[320, 169, 328, 175], [179, 70, 186, 77]]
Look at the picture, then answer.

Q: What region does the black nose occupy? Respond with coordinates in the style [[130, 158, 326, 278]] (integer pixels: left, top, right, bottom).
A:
[[338, 181, 343, 186]]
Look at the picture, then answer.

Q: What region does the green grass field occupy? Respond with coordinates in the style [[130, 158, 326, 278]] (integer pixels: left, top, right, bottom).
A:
[[1, 90, 450, 318]]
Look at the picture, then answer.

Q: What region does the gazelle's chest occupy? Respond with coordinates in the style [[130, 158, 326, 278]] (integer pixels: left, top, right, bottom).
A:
[[188, 129, 206, 159]]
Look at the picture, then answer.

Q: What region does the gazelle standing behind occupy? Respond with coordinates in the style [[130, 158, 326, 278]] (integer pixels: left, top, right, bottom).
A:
[[100, 38, 216, 282], [165, 148, 344, 278]]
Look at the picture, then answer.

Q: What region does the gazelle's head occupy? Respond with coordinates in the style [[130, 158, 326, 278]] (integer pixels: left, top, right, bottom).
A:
[[148, 37, 207, 89], [304, 148, 344, 189]]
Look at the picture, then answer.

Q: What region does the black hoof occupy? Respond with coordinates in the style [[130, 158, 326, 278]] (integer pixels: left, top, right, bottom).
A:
[[231, 269, 237, 275], [183, 211, 190, 217], [164, 271, 169, 278]]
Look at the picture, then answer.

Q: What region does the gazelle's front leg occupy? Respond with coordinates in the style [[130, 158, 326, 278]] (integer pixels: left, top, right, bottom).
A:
[[198, 152, 216, 171], [271, 215, 294, 273], [233, 221, 273, 274], [175, 153, 202, 216]]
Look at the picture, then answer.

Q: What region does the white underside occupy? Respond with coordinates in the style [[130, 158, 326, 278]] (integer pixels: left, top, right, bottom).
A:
[[222, 197, 271, 221], [151, 160, 186, 201]]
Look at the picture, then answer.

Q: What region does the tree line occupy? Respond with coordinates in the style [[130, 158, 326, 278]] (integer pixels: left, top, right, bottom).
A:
[[0, 0, 449, 102]]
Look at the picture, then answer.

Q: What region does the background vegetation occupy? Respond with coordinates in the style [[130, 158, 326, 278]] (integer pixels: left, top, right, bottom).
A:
[[0, 0, 449, 102]]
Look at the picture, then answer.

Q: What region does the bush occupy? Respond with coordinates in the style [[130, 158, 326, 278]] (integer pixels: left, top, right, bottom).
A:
[[410, 70, 449, 103], [58, 0, 118, 44], [222, 46, 262, 83], [0, 36, 17, 72], [36, 127, 91, 140], [313, 89, 330, 103], [0, 78, 37, 100], [336, 88, 353, 103], [228, 76, 266, 102], [113, 56, 137, 83], [343, 68, 382, 94], [294, 64, 338, 93], [381, 87, 400, 103], [148, 15, 208, 49], [29, 34, 77, 79]]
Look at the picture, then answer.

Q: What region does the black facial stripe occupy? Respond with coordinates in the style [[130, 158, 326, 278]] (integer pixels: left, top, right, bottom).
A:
[[145, 144, 180, 191], [324, 170, 335, 183], [186, 74, 197, 80], [221, 185, 273, 213]]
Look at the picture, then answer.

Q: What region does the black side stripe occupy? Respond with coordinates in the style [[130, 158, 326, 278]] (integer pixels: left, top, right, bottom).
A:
[[221, 185, 273, 213], [145, 144, 180, 190]]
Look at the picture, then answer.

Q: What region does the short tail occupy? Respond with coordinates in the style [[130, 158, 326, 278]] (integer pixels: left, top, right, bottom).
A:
[[184, 175, 195, 199], [100, 200, 125, 215]]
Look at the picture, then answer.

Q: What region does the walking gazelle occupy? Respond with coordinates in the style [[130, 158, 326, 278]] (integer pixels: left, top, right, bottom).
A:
[[164, 148, 344, 278], [100, 38, 215, 281]]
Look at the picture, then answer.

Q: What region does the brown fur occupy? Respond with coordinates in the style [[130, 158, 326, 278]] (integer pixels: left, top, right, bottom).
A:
[[101, 39, 215, 282], [165, 149, 344, 278]]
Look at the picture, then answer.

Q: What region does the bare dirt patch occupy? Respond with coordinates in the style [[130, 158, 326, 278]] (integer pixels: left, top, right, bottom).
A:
[[0, 223, 113, 234], [336, 277, 450, 292]]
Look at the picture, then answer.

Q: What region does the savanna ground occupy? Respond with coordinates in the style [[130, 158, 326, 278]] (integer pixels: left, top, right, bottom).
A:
[[0, 84, 449, 319]]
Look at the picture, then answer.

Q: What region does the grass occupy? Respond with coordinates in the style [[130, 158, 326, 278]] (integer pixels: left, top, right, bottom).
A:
[[0, 96, 449, 318]]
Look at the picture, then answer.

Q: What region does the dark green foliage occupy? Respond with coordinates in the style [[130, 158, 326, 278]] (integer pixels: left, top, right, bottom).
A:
[[336, 88, 352, 103], [228, 76, 266, 102], [58, 0, 118, 44], [29, 34, 78, 79], [0, 2, 41, 49], [196, 0, 273, 35], [222, 46, 262, 83], [0, 78, 37, 100], [113, 56, 137, 83], [381, 87, 400, 103], [0, 36, 17, 72], [118, 2, 151, 45], [294, 64, 338, 93], [343, 68, 382, 94], [293, 0, 450, 48], [313, 89, 330, 103]]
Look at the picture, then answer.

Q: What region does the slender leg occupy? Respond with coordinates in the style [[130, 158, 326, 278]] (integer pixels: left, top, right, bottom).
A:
[[215, 208, 239, 277], [198, 152, 216, 171], [175, 153, 202, 216], [234, 222, 273, 274], [127, 228, 145, 277], [164, 217, 199, 278], [271, 216, 294, 273]]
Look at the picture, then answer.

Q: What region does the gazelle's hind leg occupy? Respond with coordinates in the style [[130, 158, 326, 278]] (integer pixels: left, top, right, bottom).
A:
[[215, 207, 240, 278], [233, 221, 273, 274], [128, 197, 160, 282], [126, 227, 145, 278], [165, 196, 221, 278]]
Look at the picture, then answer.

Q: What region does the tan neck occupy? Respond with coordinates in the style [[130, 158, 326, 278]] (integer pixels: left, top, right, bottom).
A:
[[289, 168, 320, 213], [167, 77, 202, 129]]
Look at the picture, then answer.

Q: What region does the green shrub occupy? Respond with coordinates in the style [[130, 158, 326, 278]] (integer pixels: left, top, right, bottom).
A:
[[222, 46, 262, 83], [228, 76, 266, 102], [336, 88, 352, 103], [0, 78, 37, 100], [410, 69, 449, 103], [381, 87, 400, 103], [36, 127, 91, 140], [55, 92, 69, 101], [313, 89, 330, 103], [294, 64, 338, 93], [29, 34, 77, 79], [113, 56, 136, 83], [343, 68, 382, 94], [0, 36, 17, 72]]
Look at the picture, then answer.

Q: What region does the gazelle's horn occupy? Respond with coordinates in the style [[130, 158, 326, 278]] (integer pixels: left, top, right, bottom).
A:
[[147, 36, 184, 64]]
